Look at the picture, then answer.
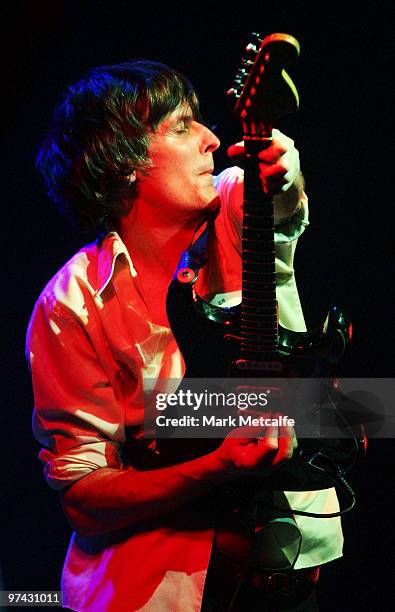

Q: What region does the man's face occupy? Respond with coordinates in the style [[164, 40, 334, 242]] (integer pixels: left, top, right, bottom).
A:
[[135, 103, 221, 220]]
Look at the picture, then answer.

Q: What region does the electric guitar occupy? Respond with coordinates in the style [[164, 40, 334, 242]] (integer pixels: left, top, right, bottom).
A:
[[162, 33, 358, 491]]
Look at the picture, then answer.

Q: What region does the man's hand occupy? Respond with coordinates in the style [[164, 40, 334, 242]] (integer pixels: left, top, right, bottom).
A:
[[227, 129, 300, 194], [214, 417, 297, 477], [227, 128, 305, 223]]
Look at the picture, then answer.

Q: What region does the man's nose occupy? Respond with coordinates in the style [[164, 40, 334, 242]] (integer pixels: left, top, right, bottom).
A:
[[201, 124, 220, 153]]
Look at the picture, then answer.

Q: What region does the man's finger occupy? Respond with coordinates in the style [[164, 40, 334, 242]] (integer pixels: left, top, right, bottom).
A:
[[227, 143, 245, 161], [271, 423, 296, 466], [258, 143, 288, 164]]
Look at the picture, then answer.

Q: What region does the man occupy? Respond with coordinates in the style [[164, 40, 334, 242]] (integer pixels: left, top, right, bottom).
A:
[[27, 60, 342, 611]]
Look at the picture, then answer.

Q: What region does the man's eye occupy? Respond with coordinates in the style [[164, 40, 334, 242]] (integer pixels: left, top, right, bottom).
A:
[[175, 124, 189, 133]]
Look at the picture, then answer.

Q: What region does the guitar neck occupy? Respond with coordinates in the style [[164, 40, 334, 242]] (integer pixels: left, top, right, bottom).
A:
[[228, 32, 300, 368], [241, 135, 278, 361]]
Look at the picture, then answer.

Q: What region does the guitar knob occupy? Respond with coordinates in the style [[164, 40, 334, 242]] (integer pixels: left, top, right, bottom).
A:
[[245, 43, 258, 54], [249, 32, 262, 46], [226, 87, 240, 97], [241, 58, 254, 67], [176, 267, 197, 284]]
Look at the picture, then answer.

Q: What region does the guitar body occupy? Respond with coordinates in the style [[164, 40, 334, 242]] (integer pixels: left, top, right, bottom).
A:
[[162, 265, 354, 492], [167, 279, 351, 380]]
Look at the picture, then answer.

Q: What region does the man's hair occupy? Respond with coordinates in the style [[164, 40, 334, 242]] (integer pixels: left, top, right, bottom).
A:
[[36, 60, 201, 230]]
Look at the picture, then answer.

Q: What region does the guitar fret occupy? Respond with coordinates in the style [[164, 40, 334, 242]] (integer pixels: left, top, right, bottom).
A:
[[242, 276, 275, 284], [243, 251, 276, 263], [242, 238, 274, 246], [241, 344, 278, 351], [242, 244, 274, 252], [242, 304, 276, 311], [243, 201, 273, 208], [242, 234, 273, 241], [242, 214, 271, 221], [242, 246, 274, 252], [242, 264, 275, 272], [242, 322, 277, 328], [242, 294, 276, 299], [242, 320, 277, 326], [242, 303, 277, 309], [243, 281, 275, 285], [242, 310, 277, 317], [241, 320, 278, 327], [243, 228, 274, 234], [242, 319, 277, 327], [241, 341, 278, 348], [242, 334, 277, 342], [243, 290, 276, 298], [243, 262, 275, 268], [242, 334, 278, 341], [242, 256, 274, 264], [243, 205, 274, 217], [242, 317, 277, 322], [242, 292, 276, 298], [241, 317, 277, 325], [242, 252, 275, 263], [243, 213, 274, 222], [243, 273, 275, 281], [242, 303, 276, 309], [242, 345, 278, 354], [241, 330, 278, 334], [243, 228, 274, 238], [243, 278, 275, 284], [242, 241, 274, 250], [243, 300, 276, 308], [243, 259, 275, 265], [242, 313, 277, 320], [242, 313, 277, 321], [242, 299, 276, 306], [242, 344, 278, 351], [242, 339, 278, 345], [242, 289, 276, 296]]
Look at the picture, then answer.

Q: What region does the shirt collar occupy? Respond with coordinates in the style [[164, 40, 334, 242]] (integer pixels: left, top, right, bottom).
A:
[[97, 231, 137, 296]]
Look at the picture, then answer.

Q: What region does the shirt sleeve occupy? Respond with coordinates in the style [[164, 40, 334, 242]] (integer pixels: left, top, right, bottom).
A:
[[214, 166, 309, 331], [26, 295, 126, 491], [214, 166, 309, 242]]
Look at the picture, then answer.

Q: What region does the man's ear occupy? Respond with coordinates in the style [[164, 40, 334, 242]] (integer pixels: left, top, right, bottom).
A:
[[127, 171, 137, 185]]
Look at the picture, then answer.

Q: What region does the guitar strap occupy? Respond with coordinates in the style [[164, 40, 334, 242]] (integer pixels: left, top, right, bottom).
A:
[[173, 207, 219, 281]]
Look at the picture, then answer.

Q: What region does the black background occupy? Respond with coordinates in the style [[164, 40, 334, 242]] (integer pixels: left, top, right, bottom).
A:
[[2, 1, 394, 610]]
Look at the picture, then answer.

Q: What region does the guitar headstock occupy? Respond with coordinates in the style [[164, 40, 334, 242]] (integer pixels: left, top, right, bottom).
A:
[[228, 33, 300, 135]]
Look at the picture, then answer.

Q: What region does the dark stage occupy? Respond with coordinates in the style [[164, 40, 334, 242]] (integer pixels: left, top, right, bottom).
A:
[[2, 2, 394, 610]]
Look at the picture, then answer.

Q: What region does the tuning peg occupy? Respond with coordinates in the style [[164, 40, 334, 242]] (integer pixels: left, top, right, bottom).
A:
[[226, 87, 240, 98], [245, 43, 258, 54], [241, 58, 254, 67], [249, 31, 262, 42]]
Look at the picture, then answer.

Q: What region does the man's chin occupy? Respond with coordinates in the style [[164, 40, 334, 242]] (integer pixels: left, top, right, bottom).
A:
[[205, 191, 220, 211]]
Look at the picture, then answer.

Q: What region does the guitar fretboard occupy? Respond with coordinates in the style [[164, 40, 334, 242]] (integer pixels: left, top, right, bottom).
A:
[[241, 137, 278, 361]]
